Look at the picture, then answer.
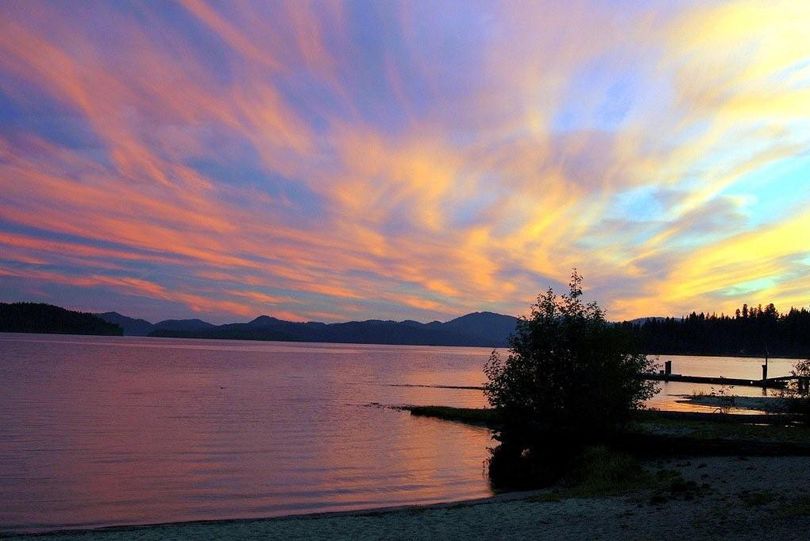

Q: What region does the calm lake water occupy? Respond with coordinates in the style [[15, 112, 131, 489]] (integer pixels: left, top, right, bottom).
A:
[[0, 334, 798, 534]]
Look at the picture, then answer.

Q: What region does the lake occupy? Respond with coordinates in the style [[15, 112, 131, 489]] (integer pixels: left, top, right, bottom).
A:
[[0, 334, 797, 534]]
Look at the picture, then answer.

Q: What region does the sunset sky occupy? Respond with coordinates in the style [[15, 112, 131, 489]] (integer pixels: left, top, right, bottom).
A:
[[1, 0, 809, 324]]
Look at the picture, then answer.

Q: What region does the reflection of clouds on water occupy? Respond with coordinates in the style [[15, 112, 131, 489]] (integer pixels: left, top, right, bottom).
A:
[[0, 336, 493, 534], [1, 335, 800, 533]]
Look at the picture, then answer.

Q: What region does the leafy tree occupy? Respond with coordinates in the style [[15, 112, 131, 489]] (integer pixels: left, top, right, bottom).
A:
[[483, 271, 657, 486], [784, 359, 810, 418]]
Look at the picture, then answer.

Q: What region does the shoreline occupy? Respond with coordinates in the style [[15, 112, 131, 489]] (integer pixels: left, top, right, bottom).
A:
[[8, 405, 810, 539], [4, 490, 539, 539], [13, 405, 810, 539], [9, 457, 810, 540]]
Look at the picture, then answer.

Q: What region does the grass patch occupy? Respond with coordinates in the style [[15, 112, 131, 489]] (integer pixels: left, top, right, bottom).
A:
[[629, 412, 810, 446], [404, 406, 499, 427], [522, 446, 718, 505], [533, 491, 563, 503], [403, 406, 810, 448], [738, 490, 777, 507], [527, 446, 709, 503], [564, 446, 651, 497], [646, 469, 710, 505], [779, 495, 810, 517]]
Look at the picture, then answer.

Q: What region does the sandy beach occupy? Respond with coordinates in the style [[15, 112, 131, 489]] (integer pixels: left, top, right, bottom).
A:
[[9, 455, 810, 541]]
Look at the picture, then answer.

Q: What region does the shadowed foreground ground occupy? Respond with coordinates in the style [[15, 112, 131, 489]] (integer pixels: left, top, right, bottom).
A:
[[9, 456, 810, 541]]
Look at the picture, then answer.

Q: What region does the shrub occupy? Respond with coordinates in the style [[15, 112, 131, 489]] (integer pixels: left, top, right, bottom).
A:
[[484, 270, 658, 481], [785, 359, 810, 417]]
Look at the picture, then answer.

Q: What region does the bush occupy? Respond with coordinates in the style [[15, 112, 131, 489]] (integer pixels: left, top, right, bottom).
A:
[[484, 271, 658, 461], [785, 359, 810, 417]]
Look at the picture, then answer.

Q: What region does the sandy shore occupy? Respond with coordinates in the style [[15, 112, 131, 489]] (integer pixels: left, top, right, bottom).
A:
[[9, 456, 810, 541]]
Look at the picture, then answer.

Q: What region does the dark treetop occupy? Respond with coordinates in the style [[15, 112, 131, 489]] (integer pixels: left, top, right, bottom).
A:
[[0, 302, 122, 336], [622, 304, 810, 358]]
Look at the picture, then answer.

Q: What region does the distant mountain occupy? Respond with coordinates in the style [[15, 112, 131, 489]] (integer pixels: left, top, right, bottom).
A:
[[1, 303, 122, 336], [13, 301, 810, 357], [310, 319, 478, 346], [245, 315, 284, 327], [626, 317, 668, 326], [96, 312, 154, 336], [95, 312, 215, 337], [442, 312, 519, 345], [7, 301, 519, 346], [151, 318, 215, 333], [148, 312, 520, 347]]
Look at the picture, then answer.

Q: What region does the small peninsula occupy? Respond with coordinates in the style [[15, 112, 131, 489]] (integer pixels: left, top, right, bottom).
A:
[[0, 302, 123, 336]]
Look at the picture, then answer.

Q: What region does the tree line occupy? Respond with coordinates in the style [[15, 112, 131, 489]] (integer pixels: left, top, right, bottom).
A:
[[0, 302, 123, 336], [622, 304, 810, 358]]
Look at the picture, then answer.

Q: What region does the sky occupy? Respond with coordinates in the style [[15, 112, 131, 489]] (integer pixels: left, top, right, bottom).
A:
[[1, 0, 809, 324]]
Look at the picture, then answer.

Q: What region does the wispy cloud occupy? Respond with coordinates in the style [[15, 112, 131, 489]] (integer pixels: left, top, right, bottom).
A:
[[1, 0, 808, 322]]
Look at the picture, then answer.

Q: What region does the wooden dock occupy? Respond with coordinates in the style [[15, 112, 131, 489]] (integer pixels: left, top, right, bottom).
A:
[[642, 357, 810, 388], [642, 372, 787, 389], [641, 359, 810, 391], [391, 358, 810, 393]]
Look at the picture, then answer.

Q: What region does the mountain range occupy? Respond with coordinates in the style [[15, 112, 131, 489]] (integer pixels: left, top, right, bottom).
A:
[[96, 310, 519, 347], [10, 303, 807, 356]]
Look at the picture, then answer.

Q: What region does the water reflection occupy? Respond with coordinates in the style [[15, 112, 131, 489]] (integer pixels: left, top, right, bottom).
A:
[[0, 335, 492, 534], [646, 354, 795, 414], [0, 336, 796, 534]]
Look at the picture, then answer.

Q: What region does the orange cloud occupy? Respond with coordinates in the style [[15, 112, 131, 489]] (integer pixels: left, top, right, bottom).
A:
[[1, 1, 809, 323]]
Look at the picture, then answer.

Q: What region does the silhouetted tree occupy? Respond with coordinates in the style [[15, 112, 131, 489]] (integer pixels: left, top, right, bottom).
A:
[[627, 303, 810, 358], [483, 271, 657, 487]]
